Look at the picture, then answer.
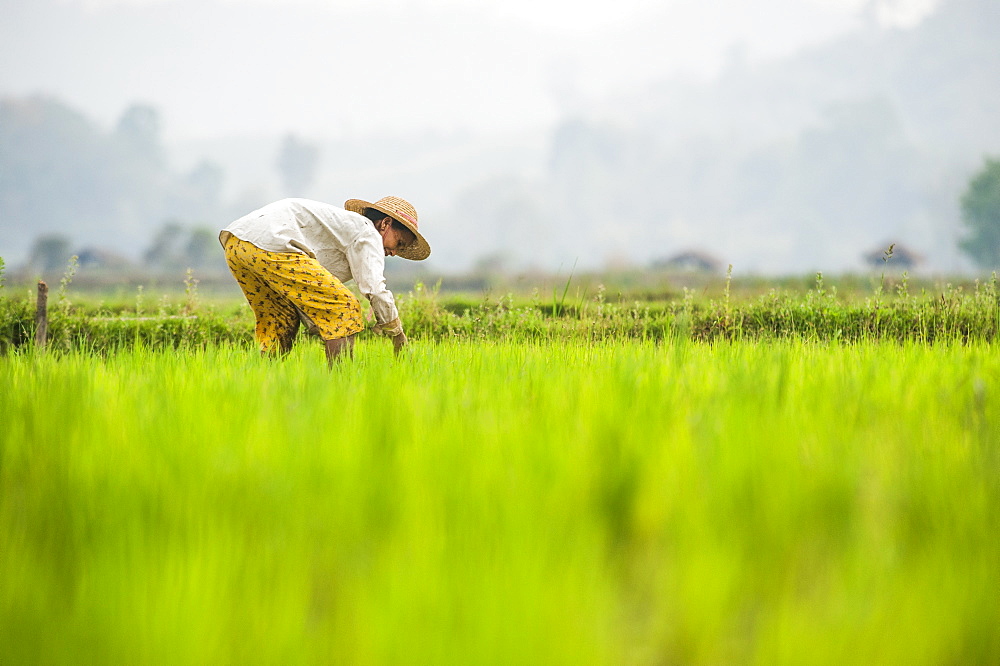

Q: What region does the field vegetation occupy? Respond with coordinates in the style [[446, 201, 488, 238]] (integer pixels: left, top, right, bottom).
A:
[[3, 259, 1000, 350], [2, 259, 999, 664]]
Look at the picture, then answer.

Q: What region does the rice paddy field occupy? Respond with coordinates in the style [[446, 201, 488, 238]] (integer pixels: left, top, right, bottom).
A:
[[2, 273, 1000, 664]]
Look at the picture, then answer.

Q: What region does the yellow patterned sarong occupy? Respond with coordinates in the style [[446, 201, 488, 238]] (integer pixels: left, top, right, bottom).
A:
[[223, 235, 364, 352]]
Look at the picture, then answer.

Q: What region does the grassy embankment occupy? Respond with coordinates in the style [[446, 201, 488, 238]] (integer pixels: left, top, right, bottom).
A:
[[2, 262, 1000, 349]]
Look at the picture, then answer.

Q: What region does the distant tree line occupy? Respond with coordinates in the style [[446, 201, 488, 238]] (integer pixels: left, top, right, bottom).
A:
[[446, 0, 1000, 273], [1, 94, 322, 275], [22, 223, 224, 275], [0, 96, 227, 264], [960, 158, 1000, 269]]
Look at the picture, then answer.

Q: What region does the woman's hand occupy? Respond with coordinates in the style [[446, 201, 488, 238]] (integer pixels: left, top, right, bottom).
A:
[[392, 331, 408, 356]]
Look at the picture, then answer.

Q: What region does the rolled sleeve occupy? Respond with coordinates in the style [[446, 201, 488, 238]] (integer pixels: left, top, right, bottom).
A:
[[373, 317, 404, 337], [346, 235, 401, 331]]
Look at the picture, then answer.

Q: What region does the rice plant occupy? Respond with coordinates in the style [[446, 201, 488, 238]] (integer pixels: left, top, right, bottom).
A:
[[2, 340, 998, 664]]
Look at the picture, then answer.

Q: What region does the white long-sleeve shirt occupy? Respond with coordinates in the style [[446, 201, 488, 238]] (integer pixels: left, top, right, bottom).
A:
[[219, 198, 401, 333]]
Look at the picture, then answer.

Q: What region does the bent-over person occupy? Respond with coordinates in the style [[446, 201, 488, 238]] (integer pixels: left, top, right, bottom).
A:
[[219, 196, 429, 365]]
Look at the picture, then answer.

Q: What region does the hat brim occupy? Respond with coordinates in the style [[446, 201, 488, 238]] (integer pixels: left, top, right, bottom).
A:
[[344, 199, 431, 261]]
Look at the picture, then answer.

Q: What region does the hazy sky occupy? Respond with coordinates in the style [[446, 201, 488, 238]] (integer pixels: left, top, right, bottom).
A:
[[6, 0, 942, 141], [68, 0, 938, 32]]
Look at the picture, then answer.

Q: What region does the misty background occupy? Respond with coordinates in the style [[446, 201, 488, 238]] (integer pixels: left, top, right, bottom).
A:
[[2, 0, 999, 278]]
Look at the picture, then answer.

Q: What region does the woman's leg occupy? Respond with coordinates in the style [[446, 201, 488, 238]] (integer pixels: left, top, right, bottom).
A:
[[224, 235, 365, 364], [324, 334, 356, 365], [224, 237, 301, 354]]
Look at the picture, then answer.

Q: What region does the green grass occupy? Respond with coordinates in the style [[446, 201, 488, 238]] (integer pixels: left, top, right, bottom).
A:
[[2, 339, 999, 664], [5, 273, 1000, 350]]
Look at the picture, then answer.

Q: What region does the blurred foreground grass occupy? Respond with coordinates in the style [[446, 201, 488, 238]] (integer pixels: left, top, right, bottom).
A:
[[2, 340, 999, 664]]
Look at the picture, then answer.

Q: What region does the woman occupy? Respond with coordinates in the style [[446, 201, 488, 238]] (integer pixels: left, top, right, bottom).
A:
[[219, 196, 430, 364]]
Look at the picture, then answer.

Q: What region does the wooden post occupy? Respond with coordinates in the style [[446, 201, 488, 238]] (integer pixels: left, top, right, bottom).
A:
[[35, 280, 49, 349]]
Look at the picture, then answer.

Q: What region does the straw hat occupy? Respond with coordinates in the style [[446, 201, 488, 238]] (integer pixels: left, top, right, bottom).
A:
[[344, 196, 430, 261]]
